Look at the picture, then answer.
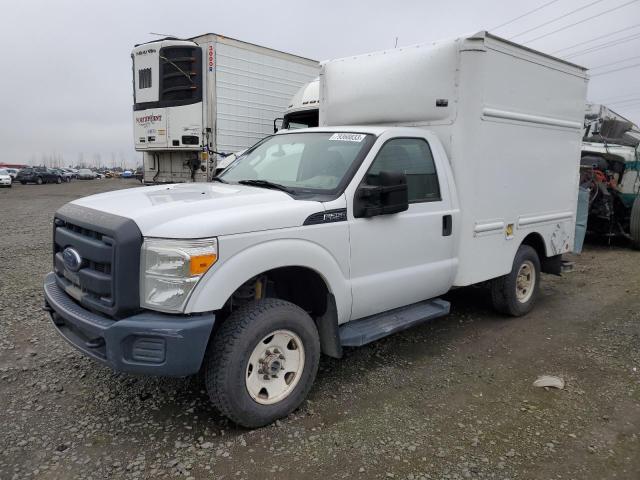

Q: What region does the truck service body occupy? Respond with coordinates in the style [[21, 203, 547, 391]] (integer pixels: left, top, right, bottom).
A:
[[46, 32, 587, 427], [132, 34, 319, 184]]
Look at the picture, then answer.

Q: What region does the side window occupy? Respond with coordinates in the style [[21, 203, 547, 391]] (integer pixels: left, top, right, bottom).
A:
[[366, 138, 441, 203]]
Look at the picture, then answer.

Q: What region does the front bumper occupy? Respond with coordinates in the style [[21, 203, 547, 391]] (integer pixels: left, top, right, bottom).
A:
[[0, 178, 11, 186], [43, 272, 215, 376]]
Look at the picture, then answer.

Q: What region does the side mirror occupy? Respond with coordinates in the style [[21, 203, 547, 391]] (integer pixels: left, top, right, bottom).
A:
[[273, 117, 284, 133], [354, 171, 409, 218]]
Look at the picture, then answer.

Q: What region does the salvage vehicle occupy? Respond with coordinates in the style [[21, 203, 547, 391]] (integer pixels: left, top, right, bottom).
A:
[[0, 169, 12, 188], [44, 32, 587, 428], [16, 167, 62, 185], [131, 33, 319, 184], [580, 104, 640, 248]]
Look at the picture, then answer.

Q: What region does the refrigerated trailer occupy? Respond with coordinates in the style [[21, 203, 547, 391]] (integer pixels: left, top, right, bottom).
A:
[[132, 34, 319, 183]]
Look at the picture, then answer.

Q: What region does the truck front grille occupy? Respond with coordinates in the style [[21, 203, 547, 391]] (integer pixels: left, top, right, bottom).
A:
[[52, 204, 143, 318], [54, 219, 116, 311]]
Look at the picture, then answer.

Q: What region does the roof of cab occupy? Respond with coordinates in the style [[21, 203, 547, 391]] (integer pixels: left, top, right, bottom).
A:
[[276, 126, 420, 136]]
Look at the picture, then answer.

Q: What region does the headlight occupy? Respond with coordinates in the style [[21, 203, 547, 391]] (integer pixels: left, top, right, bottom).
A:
[[140, 238, 218, 312]]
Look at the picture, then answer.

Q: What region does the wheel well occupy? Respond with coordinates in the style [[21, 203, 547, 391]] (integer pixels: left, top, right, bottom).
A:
[[266, 266, 329, 318], [218, 266, 342, 358], [521, 232, 563, 275], [521, 233, 546, 260]]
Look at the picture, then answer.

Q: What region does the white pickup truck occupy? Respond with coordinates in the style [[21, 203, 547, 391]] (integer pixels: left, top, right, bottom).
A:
[[44, 32, 587, 427]]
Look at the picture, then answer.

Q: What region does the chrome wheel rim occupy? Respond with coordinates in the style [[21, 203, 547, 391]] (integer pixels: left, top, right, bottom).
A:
[[516, 260, 536, 303], [245, 330, 305, 405]]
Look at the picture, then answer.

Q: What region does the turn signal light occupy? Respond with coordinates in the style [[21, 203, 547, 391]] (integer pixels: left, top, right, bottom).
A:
[[190, 254, 217, 276]]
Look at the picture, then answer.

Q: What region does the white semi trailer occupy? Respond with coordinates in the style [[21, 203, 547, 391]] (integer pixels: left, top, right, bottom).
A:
[[132, 34, 319, 183]]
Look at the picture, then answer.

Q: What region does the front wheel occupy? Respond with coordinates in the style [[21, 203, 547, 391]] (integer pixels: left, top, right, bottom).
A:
[[491, 245, 541, 317], [204, 298, 320, 428], [20, 181, 26, 185], [56, 176, 62, 184], [36, 177, 43, 185]]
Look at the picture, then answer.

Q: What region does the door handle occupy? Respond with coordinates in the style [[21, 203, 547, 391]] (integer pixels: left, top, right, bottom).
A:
[[442, 215, 452, 236]]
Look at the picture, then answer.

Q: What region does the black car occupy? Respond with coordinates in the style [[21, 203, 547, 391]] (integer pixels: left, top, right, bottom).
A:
[[16, 167, 63, 185]]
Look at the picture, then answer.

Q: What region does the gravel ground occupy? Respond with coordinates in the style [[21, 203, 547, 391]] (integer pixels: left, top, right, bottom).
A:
[[0, 180, 639, 480]]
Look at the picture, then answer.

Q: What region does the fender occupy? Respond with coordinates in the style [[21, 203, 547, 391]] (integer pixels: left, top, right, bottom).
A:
[[185, 238, 352, 323]]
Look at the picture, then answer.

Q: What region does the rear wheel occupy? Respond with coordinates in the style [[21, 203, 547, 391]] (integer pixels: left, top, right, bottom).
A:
[[631, 196, 640, 250], [36, 177, 43, 185], [20, 181, 26, 185], [56, 176, 62, 184], [491, 245, 541, 316], [204, 298, 320, 428]]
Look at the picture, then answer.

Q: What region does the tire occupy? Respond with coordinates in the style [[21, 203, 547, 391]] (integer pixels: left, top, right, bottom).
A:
[[36, 177, 43, 185], [491, 245, 541, 317], [56, 176, 62, 184], [631, 196, 640, 250], [20, 181, 26, 185], [204, 298, 320, 428]]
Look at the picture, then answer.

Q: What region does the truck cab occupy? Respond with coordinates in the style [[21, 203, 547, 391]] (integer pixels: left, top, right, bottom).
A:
[[280, 78, 320, 131]]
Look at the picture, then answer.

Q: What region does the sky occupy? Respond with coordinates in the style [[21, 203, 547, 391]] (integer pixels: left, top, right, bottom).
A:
[[0, 0, 639, 168]]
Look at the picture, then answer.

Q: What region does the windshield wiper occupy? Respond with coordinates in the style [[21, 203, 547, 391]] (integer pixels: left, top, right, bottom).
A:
[[212, 176, 228, 183], [238, 179, 294, 194]]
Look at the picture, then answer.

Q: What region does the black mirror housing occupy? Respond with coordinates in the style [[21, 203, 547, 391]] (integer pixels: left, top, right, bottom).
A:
[[273, 117, 284, 133], [354, 171, 409, 218]]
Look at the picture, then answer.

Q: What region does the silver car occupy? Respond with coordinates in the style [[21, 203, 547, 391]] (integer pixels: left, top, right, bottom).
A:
[[77, 169, 96, 180]]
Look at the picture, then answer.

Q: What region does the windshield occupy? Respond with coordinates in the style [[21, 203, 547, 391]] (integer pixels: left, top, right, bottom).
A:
[[0, 169, 7, 175], [220, 132, 374, 194], [283, 110, 319, 130]]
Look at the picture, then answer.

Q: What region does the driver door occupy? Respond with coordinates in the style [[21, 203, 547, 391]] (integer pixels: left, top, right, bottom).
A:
[[348, 136, 456, 320]]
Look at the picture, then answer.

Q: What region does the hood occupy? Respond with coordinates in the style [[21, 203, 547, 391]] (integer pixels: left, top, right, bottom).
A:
[[70, 183, 323, 238]]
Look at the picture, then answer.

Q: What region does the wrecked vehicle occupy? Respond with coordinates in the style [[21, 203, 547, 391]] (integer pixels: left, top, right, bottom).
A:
[[580, 104, 640, 248]]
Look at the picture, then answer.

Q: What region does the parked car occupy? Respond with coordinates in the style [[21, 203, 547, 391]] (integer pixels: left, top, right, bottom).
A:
[[3, 168, 20, 179], [77, 169, 97, 180], [121, 170, 133, 178], [51, 168, 73, 182], [62, 168, 78, 179], [0, 168, 12, 188], [16, 167, 62, 185], [134, 168, 144, 183]]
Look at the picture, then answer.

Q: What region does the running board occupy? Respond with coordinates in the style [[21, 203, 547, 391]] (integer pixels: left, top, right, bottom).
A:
[[339, 298, 450, 347]]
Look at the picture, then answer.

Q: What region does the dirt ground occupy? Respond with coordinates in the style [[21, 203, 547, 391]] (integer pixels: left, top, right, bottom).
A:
[[0, 180, 638, 480]]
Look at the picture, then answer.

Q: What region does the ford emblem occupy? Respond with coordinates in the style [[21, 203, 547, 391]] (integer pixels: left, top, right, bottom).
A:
[[62, 247, 83, 272]]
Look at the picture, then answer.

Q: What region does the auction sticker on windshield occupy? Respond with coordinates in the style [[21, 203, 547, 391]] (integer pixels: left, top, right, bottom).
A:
[[329, 133, 366, 142]]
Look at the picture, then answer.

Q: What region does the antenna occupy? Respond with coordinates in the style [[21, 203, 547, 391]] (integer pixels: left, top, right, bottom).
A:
[[394, 37, 398, 48], [149, 32, 176, 37]]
